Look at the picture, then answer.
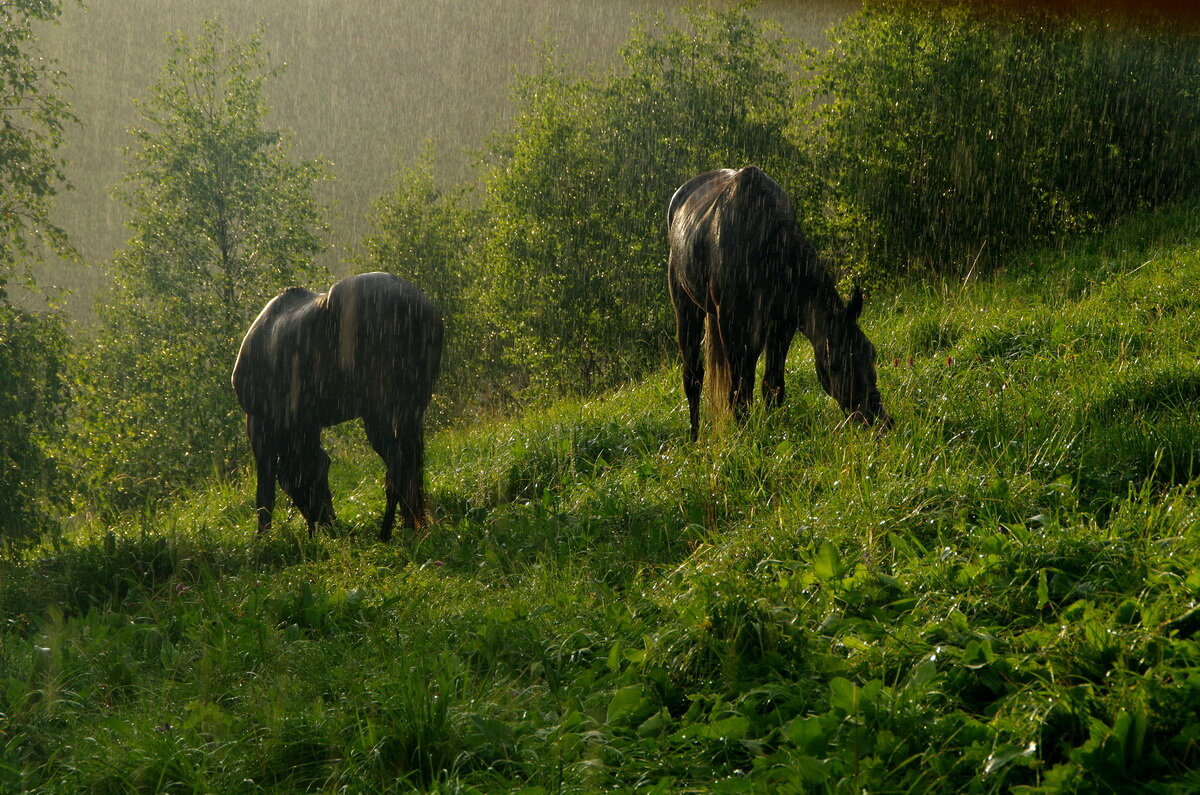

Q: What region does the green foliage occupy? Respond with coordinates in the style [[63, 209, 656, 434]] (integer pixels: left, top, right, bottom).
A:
[[361, 146, 477, 333], [804, 1, 1200, 275], [10, 196, 1200, 788], [0, 0, 77, 287], [69, 21, 329, 509], [0, 1, 74, 548], [0, 304, 67, 546], [477, 5, 801, 400]]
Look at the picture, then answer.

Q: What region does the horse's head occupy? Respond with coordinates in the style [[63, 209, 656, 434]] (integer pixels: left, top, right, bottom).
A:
[[813, 288, 892, 429], [278, 444, 335, 530]]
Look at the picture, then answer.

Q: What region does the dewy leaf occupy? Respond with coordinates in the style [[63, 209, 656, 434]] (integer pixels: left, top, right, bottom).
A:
[[813, 541, 841, 582], [606, 684, 647, 723], [783, 715, 828, 755], [1037, 569, 1050, 609], [681, 714, 751, 742], [961, 639, 991, 669], [828, 677, 860, 714], [983, 741, 1037, 776]]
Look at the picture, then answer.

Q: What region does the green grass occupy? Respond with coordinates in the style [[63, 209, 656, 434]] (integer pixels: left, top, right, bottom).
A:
[[8, 202, 1200, 791]]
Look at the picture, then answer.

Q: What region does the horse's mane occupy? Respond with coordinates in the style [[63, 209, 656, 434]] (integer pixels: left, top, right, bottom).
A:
[[801, 254, 848, 317]]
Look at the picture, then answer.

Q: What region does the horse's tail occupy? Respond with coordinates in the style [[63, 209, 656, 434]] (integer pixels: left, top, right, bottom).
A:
[[704, 309, 734, 426]]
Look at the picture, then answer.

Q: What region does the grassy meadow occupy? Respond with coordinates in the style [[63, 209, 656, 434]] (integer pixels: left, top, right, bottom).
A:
[[4, 199, 1200, 791]]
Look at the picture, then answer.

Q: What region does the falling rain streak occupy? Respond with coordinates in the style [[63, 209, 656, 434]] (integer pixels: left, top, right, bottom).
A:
[[7, 0, 1200, 791]]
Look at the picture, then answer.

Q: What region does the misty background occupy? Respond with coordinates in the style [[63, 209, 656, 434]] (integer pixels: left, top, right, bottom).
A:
[[38, 0, 856, 319]]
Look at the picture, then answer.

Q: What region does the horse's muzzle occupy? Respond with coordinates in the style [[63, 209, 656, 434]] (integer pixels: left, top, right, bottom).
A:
[[851, 392, 892, 431]]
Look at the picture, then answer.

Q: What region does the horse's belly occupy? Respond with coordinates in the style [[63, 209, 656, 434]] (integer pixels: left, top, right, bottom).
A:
[[299, 387, 361, 429]]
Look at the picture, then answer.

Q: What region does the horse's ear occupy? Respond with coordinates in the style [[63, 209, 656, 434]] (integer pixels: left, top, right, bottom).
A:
[[847, 286, 865, 322]]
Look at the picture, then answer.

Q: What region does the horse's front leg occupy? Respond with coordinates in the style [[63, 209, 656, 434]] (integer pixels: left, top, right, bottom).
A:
[[762, 315, 797, 409]]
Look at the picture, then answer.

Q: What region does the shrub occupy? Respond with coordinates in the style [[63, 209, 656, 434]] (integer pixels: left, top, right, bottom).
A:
[[0, 0, 75, 546], [0, 303, 68, 546], [358, 147, 485, 420], [803, 1, 1200, 275]]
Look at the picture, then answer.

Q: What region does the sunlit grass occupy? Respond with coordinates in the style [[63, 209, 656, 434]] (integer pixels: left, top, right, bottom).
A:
[[7, 201, 1200, 791]]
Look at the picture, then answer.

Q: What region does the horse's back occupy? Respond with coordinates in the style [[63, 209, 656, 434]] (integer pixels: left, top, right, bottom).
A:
[[325, 272, 440, 329], [667, 168, 738, 230], [325, 272, 442, 359], [234, 273, 443, 425], [668, 166, 788, 229], [714, 167, 796, 263], [324, 272, 444, 407]]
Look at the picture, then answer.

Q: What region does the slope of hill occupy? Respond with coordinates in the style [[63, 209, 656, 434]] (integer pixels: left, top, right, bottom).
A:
[[4, 201, 1200, 790]]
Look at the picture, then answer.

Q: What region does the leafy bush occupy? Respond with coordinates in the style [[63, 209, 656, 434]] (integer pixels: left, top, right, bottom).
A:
[[358, 147, 485, 420], [0, 0, 75, 546], [804, 1, 1200, 275], [0, 0, 76, 282], [475, 6, 802, 400]]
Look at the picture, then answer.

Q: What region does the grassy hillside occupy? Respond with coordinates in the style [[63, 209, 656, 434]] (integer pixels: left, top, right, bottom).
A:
[[5, 201, 1200, 790]]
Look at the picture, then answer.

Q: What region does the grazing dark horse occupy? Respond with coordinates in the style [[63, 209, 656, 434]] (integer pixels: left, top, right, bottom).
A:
[[667, 167, 890, 440], [232, 272, 443, 541]]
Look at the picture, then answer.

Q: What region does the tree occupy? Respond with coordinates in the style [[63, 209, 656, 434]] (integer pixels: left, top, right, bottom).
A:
[[71, 21, 328, 508], [478, 6, 800, 400], [0, 0, 75, 546], [0, 0, 76, 290]]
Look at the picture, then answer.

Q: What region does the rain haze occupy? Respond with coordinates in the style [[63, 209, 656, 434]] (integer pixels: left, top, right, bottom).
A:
[[13, 1, 1200, 788], [38, 0, 857, 318]]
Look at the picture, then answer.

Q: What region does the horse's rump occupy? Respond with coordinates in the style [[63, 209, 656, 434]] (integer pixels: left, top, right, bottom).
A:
[[669, 167, 802, 422]]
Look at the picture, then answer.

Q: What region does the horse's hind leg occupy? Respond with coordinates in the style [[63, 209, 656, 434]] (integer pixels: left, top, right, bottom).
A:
[[247, 416, 277, 534], [672, 285, 705, 441], [365, 410, 427, 542], [730, 347, 759, 423], [720, 312, 762, 423]]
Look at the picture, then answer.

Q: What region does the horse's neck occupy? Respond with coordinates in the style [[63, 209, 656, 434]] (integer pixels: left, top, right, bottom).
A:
[[796, 261, 844, 345]]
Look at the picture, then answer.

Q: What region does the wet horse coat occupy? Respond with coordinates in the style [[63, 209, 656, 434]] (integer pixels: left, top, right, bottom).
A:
[[667, 167, 888, 439], [233, 272, 443, 540]]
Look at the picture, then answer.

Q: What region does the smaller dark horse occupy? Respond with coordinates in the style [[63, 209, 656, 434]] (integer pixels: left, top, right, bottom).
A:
[[233, 272, 443, 540], [668, 167, 890, 440]]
